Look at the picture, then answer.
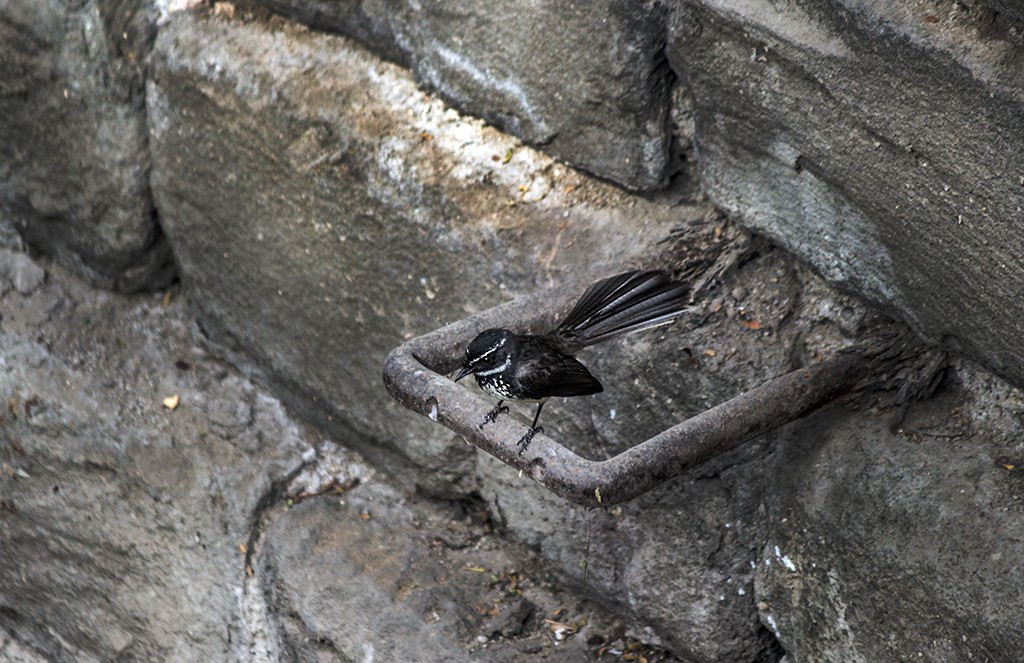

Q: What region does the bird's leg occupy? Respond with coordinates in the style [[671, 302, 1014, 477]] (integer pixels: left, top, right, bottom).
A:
[[516, 402, 545, 454], [480, 400, 509, 428]]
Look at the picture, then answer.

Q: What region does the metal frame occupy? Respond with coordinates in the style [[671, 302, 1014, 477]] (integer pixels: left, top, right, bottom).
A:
[[383, 279, 884, 507]]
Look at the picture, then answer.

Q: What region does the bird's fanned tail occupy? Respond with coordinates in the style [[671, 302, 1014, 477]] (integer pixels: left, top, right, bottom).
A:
[[555, 271, 691, 347]]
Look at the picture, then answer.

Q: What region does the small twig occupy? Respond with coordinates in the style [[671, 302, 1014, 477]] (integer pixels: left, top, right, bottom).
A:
[[289, 476, 361, 503]]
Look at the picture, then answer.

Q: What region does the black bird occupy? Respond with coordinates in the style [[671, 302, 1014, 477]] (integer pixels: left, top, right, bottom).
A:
[[454, 270, 691, 453]]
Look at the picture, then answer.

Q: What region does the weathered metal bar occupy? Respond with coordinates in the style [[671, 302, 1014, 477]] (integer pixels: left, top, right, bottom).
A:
[[383, 280, 881, 507]]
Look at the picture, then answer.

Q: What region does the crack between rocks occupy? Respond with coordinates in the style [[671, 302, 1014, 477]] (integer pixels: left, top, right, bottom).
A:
[[243, 458, 315, 574], [236, 455, 318, 662]]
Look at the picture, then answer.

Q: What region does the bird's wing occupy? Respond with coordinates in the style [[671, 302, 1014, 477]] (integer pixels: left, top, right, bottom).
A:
[[516, 353, 603, 399]]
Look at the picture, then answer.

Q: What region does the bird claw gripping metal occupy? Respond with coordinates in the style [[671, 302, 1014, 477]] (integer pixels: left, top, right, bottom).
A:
[[479, 401, 509, 428]]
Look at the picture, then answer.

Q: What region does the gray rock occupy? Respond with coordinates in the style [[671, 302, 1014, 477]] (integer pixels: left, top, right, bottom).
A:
[[667, 0, 1024, 388], [756, 362, 1024, 661], [7, 341, 49, 369], [0, 0, 174, 291], [0, 250, 46, 295], [256, 0, 675, 190], [1, 258, 684, 661], [985, 0, 1024, 23], [146, 11, 946, 661], [483, 597, 535, 639], [147, 12, 686, 496], [0, 629, 46, 663], [0, 262, 316, 660], [0, 4, 1006, 662], [259, 486, 479, 662], [257, 454, 665, 662]]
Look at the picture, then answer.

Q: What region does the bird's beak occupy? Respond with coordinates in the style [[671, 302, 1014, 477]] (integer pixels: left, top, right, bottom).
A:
[[453, 365, 473, 382]]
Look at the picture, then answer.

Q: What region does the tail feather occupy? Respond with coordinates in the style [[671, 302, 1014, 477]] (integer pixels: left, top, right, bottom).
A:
[[558, 272, 669, 333], [558, 272, 652, 331], [556, 271, 690, 347]]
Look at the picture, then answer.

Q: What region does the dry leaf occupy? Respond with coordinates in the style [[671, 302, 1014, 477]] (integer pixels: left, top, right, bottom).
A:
[[738, 318, 762, 330], [213, 2, 235, 18]]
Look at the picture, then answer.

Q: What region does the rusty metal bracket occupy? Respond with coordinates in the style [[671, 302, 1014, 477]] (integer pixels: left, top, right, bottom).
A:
[[383, 279, 886, 507]]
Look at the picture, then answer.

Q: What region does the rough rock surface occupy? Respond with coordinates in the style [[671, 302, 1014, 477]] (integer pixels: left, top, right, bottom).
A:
[[986, 0, 1024, 23], [254, 0, 676, 191], [0, 253, 314, 660], [0, 253, 681, 662], [756, 366, 1024, 661], [141, 9, 1024, 662], [145, 14, 777, 659], [0, 0, 173, 291], [258, 463, 680, 662], [5, 2, 1024, 661], [668, 0, 1024, 387], [251, 0, 1024, 396], [147, 10, 690, 495]]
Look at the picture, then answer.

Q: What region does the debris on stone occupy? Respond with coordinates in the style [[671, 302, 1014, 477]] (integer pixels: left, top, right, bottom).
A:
[[212, 2, 234, 19], [0, 249, 45, 295], [162, 394, 180, 410], [482, 596, 535, 638]]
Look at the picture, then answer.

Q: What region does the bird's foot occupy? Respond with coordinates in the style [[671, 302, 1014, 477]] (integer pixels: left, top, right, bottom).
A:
[[479, 402, 509, 429], [516, 426, 542, 455]]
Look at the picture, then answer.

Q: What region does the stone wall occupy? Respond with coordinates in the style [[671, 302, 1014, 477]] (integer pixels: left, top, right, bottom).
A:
[[2, 1, 1024, 661], [669, 0, 1024, 386]]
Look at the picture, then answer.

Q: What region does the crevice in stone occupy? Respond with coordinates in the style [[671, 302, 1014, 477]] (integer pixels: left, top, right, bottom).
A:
[[243, 458, 315, 574], [754, 622, 787, 663], [236, 455, 319, 662]]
